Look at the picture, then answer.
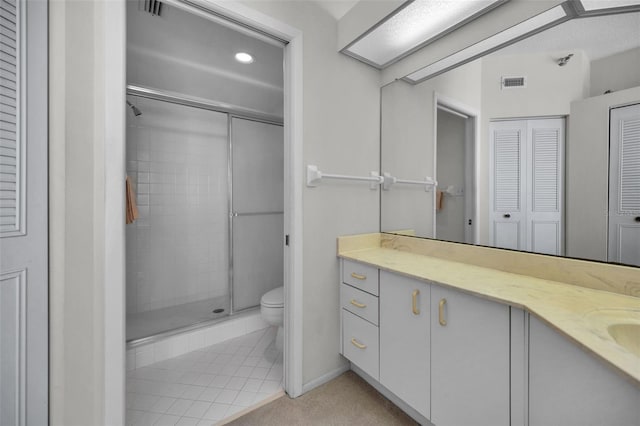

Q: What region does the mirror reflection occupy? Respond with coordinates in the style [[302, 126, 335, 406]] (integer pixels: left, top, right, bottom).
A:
[[380, 12, 640, 266]]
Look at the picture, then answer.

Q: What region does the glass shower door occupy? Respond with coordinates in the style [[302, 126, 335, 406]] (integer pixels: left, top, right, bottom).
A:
[[231, 117, 284, 311], [125, 96, 230, 341]]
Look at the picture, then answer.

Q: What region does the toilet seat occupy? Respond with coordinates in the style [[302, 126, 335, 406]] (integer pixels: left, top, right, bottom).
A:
[[261, 286, 284, 308]]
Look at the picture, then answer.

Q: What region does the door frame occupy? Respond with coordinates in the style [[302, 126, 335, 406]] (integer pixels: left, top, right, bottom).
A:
[[433, 92, 479, 244], [103, 0, 304, 423]]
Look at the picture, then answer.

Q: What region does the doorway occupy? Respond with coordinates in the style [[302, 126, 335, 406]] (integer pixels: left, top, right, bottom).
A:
[[434, 95, 478, 244]]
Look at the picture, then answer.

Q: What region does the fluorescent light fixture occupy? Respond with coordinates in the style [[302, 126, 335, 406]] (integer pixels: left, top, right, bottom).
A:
[[405, 4, 568, 83], [234, 52, 254, 64], [344, 0, 508, 68], [580, 0, 640, 11]]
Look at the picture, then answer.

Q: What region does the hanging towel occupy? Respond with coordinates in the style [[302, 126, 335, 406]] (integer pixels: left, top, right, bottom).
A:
[[126, 175, 139, 224], [436, 190, 444, 211]]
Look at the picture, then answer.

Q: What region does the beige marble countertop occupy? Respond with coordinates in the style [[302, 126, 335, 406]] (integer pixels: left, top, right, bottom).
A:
[[338, 234, 640, 385]]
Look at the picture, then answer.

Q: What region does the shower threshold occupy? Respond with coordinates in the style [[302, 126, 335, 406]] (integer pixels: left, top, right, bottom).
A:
[[127, 296, 256, 344]]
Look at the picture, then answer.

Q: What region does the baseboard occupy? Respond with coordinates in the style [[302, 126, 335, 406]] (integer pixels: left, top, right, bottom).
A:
[[215, 390, 285, 425], [351, 365, 433, 426], [301, 363, 350, 395]]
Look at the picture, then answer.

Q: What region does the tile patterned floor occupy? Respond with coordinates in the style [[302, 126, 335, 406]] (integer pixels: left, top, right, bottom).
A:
[[126, 327, 283, 426]]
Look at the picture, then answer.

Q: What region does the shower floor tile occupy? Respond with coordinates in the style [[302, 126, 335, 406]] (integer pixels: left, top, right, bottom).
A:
[[126, 327, 283, 426], [127, 296, 230, 341]]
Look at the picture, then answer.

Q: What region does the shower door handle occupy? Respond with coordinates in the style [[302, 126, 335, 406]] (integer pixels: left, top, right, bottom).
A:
[[232, 211, 284, 217]]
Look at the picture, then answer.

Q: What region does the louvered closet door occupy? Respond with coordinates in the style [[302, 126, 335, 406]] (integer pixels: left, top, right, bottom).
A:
[[0, 0, 48, 424], [526, 119, 564, 255], [609, 104, 640, 266], [490, 119, 564, 255], [489, 121, 527, 250]]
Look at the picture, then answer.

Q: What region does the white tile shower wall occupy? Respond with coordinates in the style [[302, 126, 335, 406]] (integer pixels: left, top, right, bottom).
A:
[[126, 97, 230, 314], [127, 311, 270, 370]]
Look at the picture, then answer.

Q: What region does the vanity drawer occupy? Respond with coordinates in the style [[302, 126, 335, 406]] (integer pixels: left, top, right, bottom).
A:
[[342, 260, 379, 296], [341, 283, 379, 325], [342, 309, 379, 380]]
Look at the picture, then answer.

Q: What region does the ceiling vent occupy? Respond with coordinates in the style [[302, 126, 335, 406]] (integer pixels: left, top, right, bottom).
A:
[[501, 76, 527, 89], [141, 0, 163, 16]]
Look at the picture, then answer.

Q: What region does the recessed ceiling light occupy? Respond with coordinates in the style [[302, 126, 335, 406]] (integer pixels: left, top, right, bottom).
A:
[[235, 52, 254, 64]]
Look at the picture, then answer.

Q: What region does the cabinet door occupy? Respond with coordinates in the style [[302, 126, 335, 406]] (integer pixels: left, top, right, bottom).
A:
[[529, 317, 640, 426], [379, 271, 430, 418], [431, 285, 510, 426]]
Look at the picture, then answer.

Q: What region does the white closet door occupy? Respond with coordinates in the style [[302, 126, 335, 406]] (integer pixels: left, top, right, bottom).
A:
[[489, 121, 527, 250], [0, 1, 48, 424], [609, 104, 640, 266], [527, 119, 564, 255]]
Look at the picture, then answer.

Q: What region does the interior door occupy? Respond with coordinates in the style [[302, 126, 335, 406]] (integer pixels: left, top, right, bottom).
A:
[[0, 0, 48, 424], [490, 118, 564, 255], [608, 103, 640, 266], [526, 118, 564, 256], [489, 121, 527, 250], [231, 117, 284, 311]]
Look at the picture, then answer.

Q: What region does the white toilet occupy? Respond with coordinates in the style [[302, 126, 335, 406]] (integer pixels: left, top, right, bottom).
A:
[[260, 286, 284, 352]]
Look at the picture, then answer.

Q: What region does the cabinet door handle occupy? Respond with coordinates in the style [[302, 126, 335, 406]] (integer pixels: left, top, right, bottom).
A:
[[412, 289, 420, 315], [351, 338, 367, 349], [439, 298, 447, 326], [351, 272, 367, 280], [350, 299, 366, 309]]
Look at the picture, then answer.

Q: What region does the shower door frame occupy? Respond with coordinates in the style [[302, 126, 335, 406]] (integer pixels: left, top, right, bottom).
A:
[[228, 115, 285, 314], [125, 86, 284, 318]]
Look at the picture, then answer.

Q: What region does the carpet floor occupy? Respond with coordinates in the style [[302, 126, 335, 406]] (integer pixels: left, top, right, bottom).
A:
[[225, 371, 419, 425]]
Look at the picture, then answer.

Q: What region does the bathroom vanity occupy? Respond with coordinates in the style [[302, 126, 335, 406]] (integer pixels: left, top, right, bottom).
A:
[[338, 233, 640, 426]]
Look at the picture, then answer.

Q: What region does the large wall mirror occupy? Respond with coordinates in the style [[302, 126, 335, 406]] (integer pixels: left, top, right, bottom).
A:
[[380, 9, 640, 266]]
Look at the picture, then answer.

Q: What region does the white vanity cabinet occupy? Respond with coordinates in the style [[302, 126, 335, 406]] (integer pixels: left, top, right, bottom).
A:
[[379, 271, 431, 419], [430, 285, 511, 426], [528, 317, 640, 426], [340, 260, 380, 380]]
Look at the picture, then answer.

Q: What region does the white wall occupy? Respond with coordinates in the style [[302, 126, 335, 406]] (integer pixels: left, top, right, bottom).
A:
[[239, 0, 381, 385], [380, 59, 482, 237], [478, 50, 590, 245], [590, 47, 640, 97], [566, 86, 640, 262]]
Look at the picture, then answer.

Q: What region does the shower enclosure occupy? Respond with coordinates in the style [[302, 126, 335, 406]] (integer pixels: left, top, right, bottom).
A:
[[125, 89, 283, 342]]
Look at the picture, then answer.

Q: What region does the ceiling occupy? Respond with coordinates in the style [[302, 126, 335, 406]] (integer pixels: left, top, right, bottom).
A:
[[311, 0, 359, 20], [493, 11, 640, 61]]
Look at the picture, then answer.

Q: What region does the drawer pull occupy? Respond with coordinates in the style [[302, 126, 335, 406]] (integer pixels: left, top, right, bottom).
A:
[[350, 299, 367, 309], [412, 289, 420, 315], [351, 338, 367, 349], [439, 298, 447, 326], [350, 272, 367, 280]]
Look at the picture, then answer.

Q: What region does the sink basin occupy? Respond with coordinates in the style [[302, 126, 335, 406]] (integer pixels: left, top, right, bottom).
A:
[[607, 323, 640, 357], [584, 308, 640, 357]]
